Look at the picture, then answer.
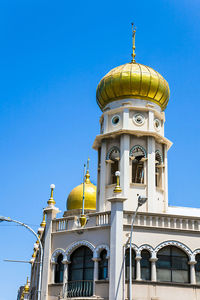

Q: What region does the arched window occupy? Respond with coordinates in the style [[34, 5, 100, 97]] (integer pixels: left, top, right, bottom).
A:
[[106, 147, 120, 184], [55, 254, 64, 283], [130, 146, 146, 184], [195, 254, 200, 284], [98, 249, 108, 280], [155, 150, 163, 188], [68, 246, 94, 297], [68, 246, 94, 281], [141, 250, 151, 280], [125, 248, 136, 280], [157, 246, 189, 283]]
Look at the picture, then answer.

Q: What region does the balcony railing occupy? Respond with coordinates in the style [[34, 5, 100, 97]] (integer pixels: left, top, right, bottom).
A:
[[52, 211, 111, 233], [66, 280, 93, 298]]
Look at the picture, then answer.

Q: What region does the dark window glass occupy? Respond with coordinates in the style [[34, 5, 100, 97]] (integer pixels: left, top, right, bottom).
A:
[[99, 249, 108, 280], [132, 160, 144, 184], [155, 152, 162, 187], [111, 161, 119, 184], [157, 246, 189, 283], [55, 254, 64, 283], [195, 254, 200, 284], [141, 250, 151, 280], [125, 249, 136, 280], [68, 246, 94, 281]]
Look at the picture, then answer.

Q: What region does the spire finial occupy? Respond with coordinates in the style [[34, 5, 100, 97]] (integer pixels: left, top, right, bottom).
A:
[[24, 277, 30, 293], [85, 157, 91, 183], [47, 184, 56, 206], [131, 22, 136, 63]]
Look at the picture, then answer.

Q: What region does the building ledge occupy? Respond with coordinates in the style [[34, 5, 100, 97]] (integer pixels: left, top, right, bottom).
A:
[[125, 279, 200, 288]]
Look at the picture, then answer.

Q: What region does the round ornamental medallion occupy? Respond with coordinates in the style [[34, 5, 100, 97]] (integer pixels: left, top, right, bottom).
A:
[[133, 113, 145, 126]]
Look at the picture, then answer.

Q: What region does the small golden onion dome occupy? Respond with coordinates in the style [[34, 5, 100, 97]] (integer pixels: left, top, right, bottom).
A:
[[96, 62, 170, 111], [67, 171, 96, 210]]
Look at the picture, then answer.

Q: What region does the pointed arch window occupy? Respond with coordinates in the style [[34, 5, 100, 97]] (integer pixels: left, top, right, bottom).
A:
[[155, 150, 163, 188], [157, 246, 189, 283], [55, 254, 64, 283], [125, 248, 136, 280], [98, 249, 108, 280], [141, 250, 151, 280], [106, 147, 120, 184], [130, 145, 146, 184]]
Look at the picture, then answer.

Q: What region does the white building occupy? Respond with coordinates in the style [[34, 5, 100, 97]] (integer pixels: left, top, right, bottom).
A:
[[28, 31, 200, 300]]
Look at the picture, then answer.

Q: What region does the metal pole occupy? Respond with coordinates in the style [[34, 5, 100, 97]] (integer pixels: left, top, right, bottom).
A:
[[0, 217, 43, 300], [82, 164, 86, 216], [129, 205, 139, 300]]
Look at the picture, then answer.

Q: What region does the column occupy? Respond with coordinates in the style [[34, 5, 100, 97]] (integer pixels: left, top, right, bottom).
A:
[[99, 141, 106, 212], [150, 258, 158, 282], [120, 134, 130, 198], [62, 261, 70, 298], [135, 256, 142, 281], [148, 110, 154, 131], [189, 261, 196, 284], [163, 144, 168, 212], [92, 258, 100, 296], [122, 108, 129, 129], [42, 205, 59, 300], [147, 136, 155, 212], [51, 262, 56, 283], [108, 195, 126, 300]]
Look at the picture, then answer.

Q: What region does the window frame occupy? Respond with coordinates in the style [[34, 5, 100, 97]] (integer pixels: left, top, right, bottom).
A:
[[156, 246, 189, 283]]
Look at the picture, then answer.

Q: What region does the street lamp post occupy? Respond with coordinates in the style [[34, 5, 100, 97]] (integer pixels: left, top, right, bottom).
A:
[[0, 216, 43, 300], [129, 195, 147, 300]]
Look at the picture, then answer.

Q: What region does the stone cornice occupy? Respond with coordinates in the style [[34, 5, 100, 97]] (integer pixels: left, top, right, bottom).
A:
[[93, 129, 172, 150]]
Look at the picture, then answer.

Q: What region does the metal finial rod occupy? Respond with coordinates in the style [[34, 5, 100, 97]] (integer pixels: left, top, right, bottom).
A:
[[87, 157, 90, 172], [82, 164, 86, 216], [131, 22, 136, 63]]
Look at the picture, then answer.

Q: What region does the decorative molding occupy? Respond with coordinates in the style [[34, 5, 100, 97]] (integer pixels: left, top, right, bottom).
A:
[[155, 149, 163, 163], [106, 146, 120, 161], [126, 243, 140, 255], [51, 248, 65, 263], [139, 244, 154, 254], [94, 244, 110, 259], [65, 240, 95, 262], [129, 145, 147, 158], [155, 240, 192, 258]]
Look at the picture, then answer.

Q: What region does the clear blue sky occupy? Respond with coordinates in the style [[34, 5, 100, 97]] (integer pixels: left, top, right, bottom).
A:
[[0, 0, 200, 299]]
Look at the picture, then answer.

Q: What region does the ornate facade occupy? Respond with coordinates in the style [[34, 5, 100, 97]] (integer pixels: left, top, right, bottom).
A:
[[28, 31, 200, 300]]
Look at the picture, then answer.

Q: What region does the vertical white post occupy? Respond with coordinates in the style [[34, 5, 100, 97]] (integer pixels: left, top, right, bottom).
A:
[[51, 262, 56, 283], [108, 196, 126, 300], [120, 134, 130, 199], [164, 144, 168, 212], [92, 258, 100, 296], [150, 258, 157, 282], [147, 136, 155, 212], [42, 207, 59, 300], [135, 256, 142, 280], [99, 141, 106, 212], [62, 261, 69, 298], [189, 261, 196, 284]]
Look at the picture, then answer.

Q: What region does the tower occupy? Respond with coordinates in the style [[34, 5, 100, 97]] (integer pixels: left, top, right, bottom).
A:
[[94, 26, 172, 214]]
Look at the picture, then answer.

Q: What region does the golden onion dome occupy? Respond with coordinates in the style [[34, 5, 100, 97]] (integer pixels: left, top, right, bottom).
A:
[[96, 62, 170, 111], [96, 26, 170, 111], [67, 171, 96, 210]]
